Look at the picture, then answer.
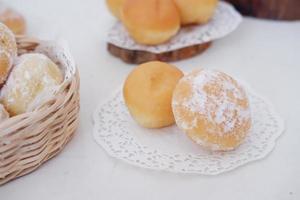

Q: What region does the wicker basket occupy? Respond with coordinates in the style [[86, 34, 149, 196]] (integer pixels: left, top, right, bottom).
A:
[[0, 36, 80, 185]]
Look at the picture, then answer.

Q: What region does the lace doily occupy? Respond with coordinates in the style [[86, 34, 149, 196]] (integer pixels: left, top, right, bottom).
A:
[[107, 1, 242, 54], [35, 40, 76, 81], [93, 82, 285, 175]]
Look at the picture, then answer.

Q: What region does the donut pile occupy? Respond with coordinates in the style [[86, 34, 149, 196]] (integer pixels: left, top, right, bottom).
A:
[[123, 61, 252, 151], [0, 23, 63, 122], [106, 0, 218, 45]]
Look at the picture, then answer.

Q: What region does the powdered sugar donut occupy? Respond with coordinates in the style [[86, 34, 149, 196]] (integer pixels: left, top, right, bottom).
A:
[[0, 22, 17, 86], [0, 53, 63, 116], [0, 22, 17, 57], [172, 69, 251, 151], [0, 50, 12, 86]]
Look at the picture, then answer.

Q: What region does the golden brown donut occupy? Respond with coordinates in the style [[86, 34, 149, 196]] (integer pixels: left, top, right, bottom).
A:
[[173, 0, 218, 25], [106, 0, 124, 19], [123, 61, 183, 128], [121, 0, 180, 45], [0, 22, 17, 58], [0, 53, 63, 116], [0, 6, 26, 35], [172, 69, 251, 151]]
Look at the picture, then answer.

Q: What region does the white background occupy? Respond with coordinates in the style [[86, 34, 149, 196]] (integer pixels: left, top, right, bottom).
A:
[[0, 0, 299, 199]]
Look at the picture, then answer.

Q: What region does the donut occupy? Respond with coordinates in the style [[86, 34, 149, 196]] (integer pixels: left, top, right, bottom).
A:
[[0, 22, 17, 58], [123, 61, 183, 128], [0, 22, 16, 86], [0, 50, 12, 86], [106, 0, 124, 19], [121, 0, 180, 45], [173, 0, 218, 25], [0, 7, 26, 35], [0, 53, 63, 116], [172, 69, 251, 151]]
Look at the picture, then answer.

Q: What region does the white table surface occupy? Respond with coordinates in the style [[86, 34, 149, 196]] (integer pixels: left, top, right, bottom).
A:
[[1, 0, 300, 199]]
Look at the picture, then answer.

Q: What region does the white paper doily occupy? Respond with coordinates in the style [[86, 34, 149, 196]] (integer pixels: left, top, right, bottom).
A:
[[93, 82, 285, 175], [107, 1, 242, 54], [34, 40, 76, 81]]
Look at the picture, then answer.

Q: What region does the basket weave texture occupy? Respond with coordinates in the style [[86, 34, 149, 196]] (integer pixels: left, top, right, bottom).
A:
[[0, 36, 80, 185]]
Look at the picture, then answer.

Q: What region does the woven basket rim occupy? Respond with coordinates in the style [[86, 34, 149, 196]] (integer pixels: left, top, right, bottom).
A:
[[0, 35, 80, 185], [0, 36, 77, 132]]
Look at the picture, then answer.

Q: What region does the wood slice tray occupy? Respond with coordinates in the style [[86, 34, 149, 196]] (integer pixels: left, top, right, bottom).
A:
[[107, 42, 211, 64], [224, 0, 300, 20]]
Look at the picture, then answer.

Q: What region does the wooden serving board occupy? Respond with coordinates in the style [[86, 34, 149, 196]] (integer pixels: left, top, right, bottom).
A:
[[224, 0, 300, 20], [107, 42, 211, 64]]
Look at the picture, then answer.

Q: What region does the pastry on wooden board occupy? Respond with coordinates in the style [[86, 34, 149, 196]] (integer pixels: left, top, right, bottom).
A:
[[174, 0, 218, 25], [106, 0, 220, 63], [106, 0, 124, 19], [121, 0, 181, 45]]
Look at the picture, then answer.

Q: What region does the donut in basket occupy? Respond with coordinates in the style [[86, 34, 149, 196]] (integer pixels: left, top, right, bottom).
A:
[[0, 22, 80, 185], [0, 2, 26, 35]]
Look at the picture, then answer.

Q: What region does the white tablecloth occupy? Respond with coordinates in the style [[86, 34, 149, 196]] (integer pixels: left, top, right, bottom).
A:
[[1, 0, 299, 199]]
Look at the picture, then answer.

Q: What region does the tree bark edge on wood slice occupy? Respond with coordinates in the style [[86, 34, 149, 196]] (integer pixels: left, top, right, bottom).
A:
[[224, 0, 300, 20], [107, 42, 212, 64]]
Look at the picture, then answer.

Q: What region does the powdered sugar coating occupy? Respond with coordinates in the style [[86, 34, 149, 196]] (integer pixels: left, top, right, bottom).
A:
[[0, 22, 17, 58], [172, 69, 251, 150], [0, 53, 63, 115], [0, 49, 13, 84], [0, 22, 16, 85]]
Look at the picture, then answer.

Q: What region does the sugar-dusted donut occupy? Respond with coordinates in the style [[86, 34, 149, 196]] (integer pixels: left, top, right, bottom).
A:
[[172, 69, 251, 151], [0, 53, 63, 116]]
